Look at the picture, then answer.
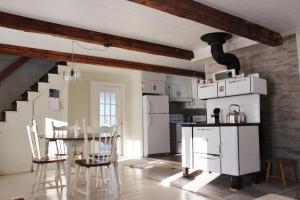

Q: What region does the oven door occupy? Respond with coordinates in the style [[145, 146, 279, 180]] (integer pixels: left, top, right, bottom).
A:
[[193, 153, 221, 173], [193, 127, 220, 155]]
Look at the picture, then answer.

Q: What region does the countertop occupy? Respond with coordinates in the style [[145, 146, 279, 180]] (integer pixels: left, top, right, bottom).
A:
[[179, 122, 260, 127]]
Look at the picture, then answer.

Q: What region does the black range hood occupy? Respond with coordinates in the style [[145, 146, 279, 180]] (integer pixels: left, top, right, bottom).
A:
[[201, 32, 240, 75]]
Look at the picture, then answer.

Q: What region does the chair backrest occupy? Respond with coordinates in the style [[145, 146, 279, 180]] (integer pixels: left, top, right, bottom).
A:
[[26, 120, 41, 160], [82, 119, 118, 163], [52, 121, 78, 155]]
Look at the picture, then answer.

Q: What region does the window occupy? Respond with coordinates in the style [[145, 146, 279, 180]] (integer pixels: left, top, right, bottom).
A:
[[99, 91, 117, 127]]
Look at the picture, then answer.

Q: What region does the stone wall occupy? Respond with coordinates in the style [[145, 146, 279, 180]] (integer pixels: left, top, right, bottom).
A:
[[204, 35, 300, 171]]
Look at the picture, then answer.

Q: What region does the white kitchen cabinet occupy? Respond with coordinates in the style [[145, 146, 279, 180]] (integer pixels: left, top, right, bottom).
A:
[[168, 83, 192, 100], [182, 127, 193, 168], [226, 76, 267, 96], [142, 80, 165, 94], [198, 83, 218, 99], [220, 126, 260, 176]]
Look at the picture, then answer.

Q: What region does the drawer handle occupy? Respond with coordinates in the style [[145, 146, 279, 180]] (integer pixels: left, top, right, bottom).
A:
[[195, 155, 219, 160]]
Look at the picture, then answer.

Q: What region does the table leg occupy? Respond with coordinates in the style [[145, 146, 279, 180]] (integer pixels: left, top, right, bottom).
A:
[[65, 141, 73, 198]]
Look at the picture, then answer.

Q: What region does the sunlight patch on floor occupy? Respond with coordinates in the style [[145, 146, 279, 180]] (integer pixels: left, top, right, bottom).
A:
[[160, 172, 183, 187], [182, 171, 220, 192]]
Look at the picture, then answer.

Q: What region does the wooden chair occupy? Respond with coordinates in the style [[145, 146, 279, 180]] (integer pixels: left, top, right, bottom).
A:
[[52, 121, 82, 158], [266, 158, 298, 187], [73, 119, 119, 200], [26, 121, 67, 199]]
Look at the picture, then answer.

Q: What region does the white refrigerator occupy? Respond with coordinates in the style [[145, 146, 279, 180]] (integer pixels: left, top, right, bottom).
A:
[[143, 95, 170, 157]]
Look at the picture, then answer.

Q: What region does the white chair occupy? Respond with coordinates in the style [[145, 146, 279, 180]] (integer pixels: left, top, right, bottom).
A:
[[26, 121, 67, 199], [73, 119, 119, 200], [52, 121, 82, 158]]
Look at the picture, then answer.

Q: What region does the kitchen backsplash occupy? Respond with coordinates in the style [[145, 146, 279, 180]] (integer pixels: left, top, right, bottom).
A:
[[169, 102, 206, 116], [203, 34, 300, 172]]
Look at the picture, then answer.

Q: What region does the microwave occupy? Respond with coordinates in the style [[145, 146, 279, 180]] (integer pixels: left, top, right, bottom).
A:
[[213, 69, 236, 81]]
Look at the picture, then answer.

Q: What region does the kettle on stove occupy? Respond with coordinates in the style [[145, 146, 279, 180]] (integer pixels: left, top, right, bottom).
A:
[[226, 104, 246, 123]]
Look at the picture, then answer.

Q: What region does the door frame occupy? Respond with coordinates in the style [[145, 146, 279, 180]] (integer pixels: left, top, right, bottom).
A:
[[90, 81, 126, 156]]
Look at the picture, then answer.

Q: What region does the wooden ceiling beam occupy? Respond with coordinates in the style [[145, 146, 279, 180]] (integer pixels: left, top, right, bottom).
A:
[[0, 11, 194, 60], [0, 57, 30, 82], [128, 0, 283, 46], [0, 43, 204, 78]]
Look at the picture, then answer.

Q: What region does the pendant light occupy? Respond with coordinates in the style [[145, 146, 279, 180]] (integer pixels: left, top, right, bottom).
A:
[[63, 41, 81, 82]]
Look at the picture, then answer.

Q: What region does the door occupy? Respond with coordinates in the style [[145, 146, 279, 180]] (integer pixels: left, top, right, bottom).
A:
[[143, 113, 170, 156], [197, 83, 218, 99], [142, 80, 153, 94], [226, 77, 251, 96], [152, 81, 165, 95], [143, 95, 169, 114], [91, 83, 123, 155], [193, 127, 220, 154], [220, 126, 239, 175], [169, 84, 179, 98]]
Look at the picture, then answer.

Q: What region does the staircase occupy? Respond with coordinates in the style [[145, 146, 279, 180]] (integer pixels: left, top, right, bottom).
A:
[[0, 62, 69, 175], [0, 62, 66, 122]]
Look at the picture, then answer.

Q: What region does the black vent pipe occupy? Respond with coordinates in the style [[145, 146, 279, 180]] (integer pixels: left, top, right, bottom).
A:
[[201, 32, 240, 74]]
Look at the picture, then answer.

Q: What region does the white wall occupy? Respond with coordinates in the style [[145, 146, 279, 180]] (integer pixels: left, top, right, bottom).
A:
[[0, 67, 69, 175], [68, 63, 143, 158]]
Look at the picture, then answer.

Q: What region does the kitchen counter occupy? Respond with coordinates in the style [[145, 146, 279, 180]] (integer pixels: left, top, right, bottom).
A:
[[179, 122, 260, 127]]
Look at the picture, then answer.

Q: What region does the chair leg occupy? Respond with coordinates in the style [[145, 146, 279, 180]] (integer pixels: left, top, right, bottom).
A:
[[108, 164, 119, 199], [85, 168, 91, 200], [100, 167, 105, 187], [54, 164, 59, 190], [36, 164, 44, 199], [57, 162, 63, 187], [266, 162, 271, 184], [32, 164, 40, 194], [279, 163, 287, 187], [74, 165, 80, 190]]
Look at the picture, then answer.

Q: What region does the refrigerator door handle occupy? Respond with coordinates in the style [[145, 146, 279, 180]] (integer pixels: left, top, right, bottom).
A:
[[147, 98, 151, 113], [148, 114, 151, 129]]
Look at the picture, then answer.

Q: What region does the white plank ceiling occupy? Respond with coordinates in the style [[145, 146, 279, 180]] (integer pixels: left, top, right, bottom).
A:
[[0, 0, 299, 72]]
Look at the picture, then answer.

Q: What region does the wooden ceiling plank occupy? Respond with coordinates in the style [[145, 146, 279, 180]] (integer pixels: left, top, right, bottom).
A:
[[0, 57, 30, 81], [128, 0, 283, 46], [0, 43, 204, 78], [0, 11, 194, 60]]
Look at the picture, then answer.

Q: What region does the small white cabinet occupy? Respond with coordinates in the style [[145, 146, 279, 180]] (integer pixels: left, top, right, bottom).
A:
[[198, 83, 218, 99], [142, 80, 165, 94], [226, 76, 267, 96], [220, 126, 260, 176]]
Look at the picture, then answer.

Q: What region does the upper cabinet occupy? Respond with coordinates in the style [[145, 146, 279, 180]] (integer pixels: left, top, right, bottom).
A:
[[142, 80, 165, 94], [166, 75, 193, 102], [142, 72, 166, 95], [168, 83, 192, 100], [198, 76, 267, 100]]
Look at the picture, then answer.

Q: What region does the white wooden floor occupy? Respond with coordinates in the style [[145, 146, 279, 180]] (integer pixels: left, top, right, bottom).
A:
[[0, 161, 210, 200]]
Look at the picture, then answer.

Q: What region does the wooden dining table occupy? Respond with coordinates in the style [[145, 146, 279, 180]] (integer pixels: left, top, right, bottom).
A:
[[39, 132, 120, 198]]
